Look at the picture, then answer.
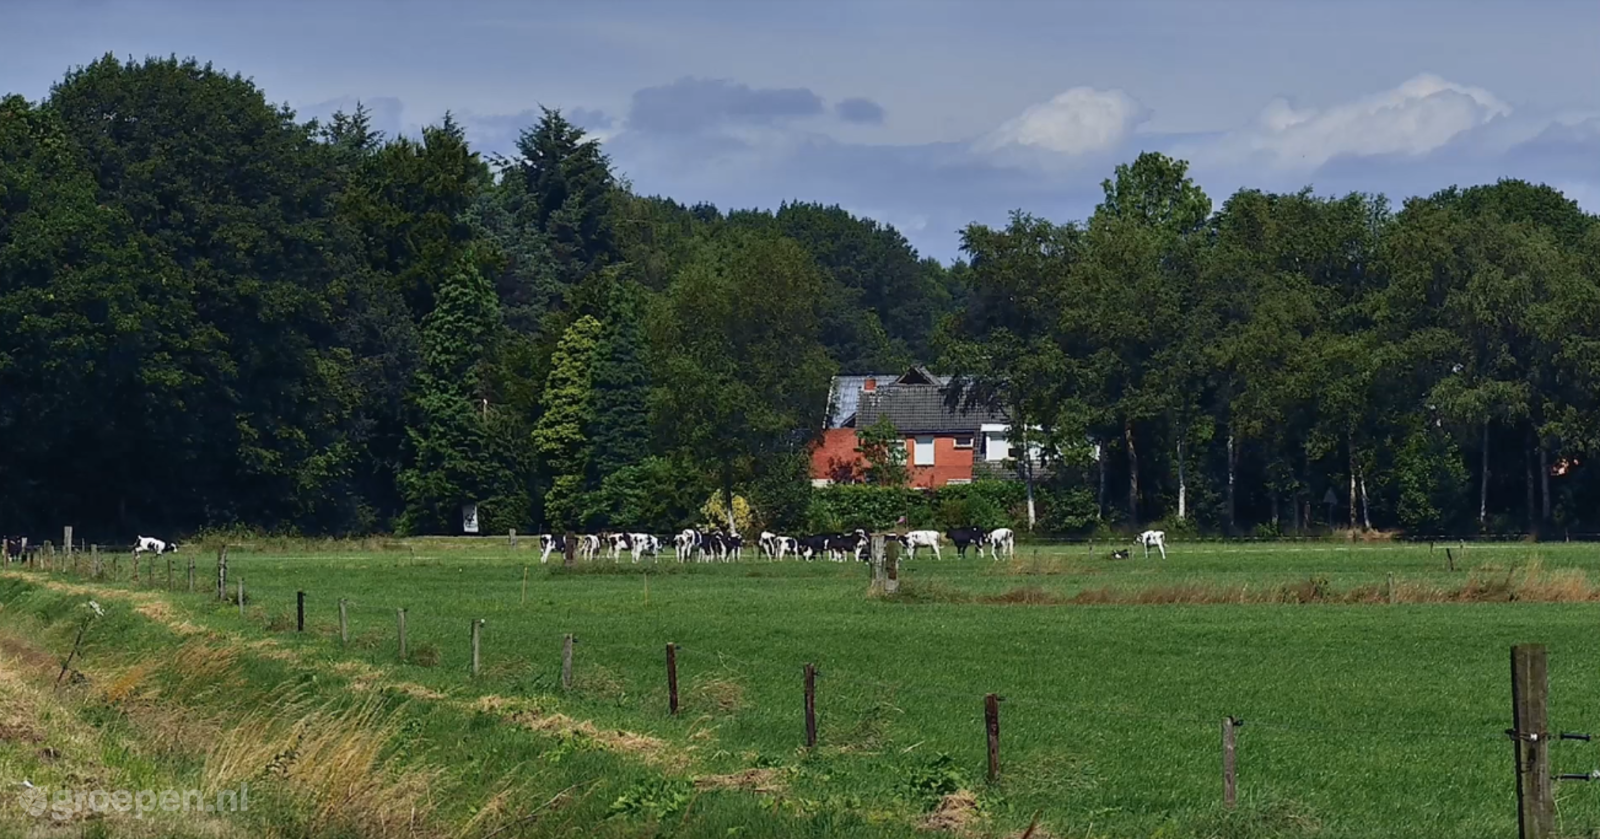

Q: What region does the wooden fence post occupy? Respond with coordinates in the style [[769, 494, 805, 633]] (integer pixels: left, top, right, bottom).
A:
[[509, 529, 517, 549], [132, 551, 140, 584], [238, 578, 245, 618], [63, 527, 72, 561], [666, 642, 679, 715], [564, 532, 576, 568], [91, 545, 100, 578], [296, 591, 305, 632], [216, 546, 228, 600], [804, 663, 818, 748], [187, 555, 195, 591], [1387, 572, 1396, 605], [985, 693, 1001, 782], [397, 609, 408, 662], [521, 566, 529, 606], [562, 634, 574, 690], [1511, 644, 1553, 839], [470, 619, 483, 677], [165, 558, 172, 590], [338, 599, 349, 645], [1223, 716, 1239, 809], [885, 538, 900, 595]]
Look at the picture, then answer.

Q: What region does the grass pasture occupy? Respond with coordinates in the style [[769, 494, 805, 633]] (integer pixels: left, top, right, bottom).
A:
[[8, 538, 1600, 837]]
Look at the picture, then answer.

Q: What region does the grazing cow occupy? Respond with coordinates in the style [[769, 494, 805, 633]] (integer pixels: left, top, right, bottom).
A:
[[1136, 529, 1167, 559], [797, 535, 831, 561], [946, 528, 986, 559], [674, 529, 700, 562], [985, 527, 1016, 561], [577, 534, 600, 562], [698, 530, 742, 562], [774, 536, 798, 560], [134, 535, 178, 555], [826, 529, 869, 562], [629, 533, 662, 562], [758, 531, 778, 558], [897, 529, 943, 560], [605, 533, 632, 561], [538, 534, 566, 564], [2, 536, 26, 563]]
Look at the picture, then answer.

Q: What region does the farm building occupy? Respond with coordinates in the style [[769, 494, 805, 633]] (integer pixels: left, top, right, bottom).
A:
[[810, 366, 1042, 488]]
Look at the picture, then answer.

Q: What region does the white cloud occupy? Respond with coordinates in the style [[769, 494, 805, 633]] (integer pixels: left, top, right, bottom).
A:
[[974, 87, 1149, 156], [1202, 73, 1513, 169]]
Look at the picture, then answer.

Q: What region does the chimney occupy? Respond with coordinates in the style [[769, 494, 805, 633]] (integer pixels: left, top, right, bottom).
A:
[[862, 377, 877, 393]]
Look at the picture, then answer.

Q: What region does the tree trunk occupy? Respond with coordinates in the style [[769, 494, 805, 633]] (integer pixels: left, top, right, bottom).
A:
[[1539, 436, 1551, 528], [721, 465, 738, 535], [1124, 420, 1139, 526], [1096, 441, 1107, 520], [1020, 425, 1037, 530], [1347, 436, 1358, 532], [1269, 488, 1280, 530], [1176, 434, 1188, 520], [1225, 432, 1237, 536], [1479, 421, 1490, 529], [1525, 428, 1537, 540], [1359, 474, 1372, 531]]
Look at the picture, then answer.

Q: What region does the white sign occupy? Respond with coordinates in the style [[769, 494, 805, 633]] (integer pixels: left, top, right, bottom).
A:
[[461, 503, 479, 534]]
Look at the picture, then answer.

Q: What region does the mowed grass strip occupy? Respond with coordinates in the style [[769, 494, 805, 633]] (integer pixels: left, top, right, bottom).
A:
[[58, 540, 1600, 837]]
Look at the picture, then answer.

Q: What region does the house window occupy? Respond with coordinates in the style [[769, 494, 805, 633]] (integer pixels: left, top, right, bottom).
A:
[[985, 433, 1009, 462], [912, 436, 935, 466], [953, 435, 974, 449]]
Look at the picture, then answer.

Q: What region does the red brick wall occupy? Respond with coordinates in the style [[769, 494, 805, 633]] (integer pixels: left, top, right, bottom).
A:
[[905, 435, 975, 488], [810, 429, 977, 488], [809, 428, 866, 482]]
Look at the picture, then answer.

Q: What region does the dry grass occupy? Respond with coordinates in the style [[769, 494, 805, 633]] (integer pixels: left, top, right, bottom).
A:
[[691, 677, 746, 713], [921, 790, 981, 833], [694, 767, 787, 793], [944, 558, 1600, 608], [204, 694, 444, 838]]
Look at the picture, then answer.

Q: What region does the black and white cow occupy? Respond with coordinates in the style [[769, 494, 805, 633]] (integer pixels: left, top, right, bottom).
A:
[[826, 529, 869, 562], [628, 533, 662, 562], [1136, 529, 1167, 560], [897, 529, 942, 560], [797, 534, 831, 561], [674, 529, 700, 562], [577, 534, 600, 562], [538, 534, 566, 564], [985, 527, 1016, 560], [946, 528, 986, 559], [134, 535, 179, 555], [2, 536, 27, 563]]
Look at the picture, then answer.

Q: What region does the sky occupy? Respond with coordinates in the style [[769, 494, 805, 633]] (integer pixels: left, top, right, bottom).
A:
[[5, 0, 1599, 262]]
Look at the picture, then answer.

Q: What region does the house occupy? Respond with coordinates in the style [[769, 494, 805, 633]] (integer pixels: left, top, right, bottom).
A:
[[810, 367, 1040, 489]]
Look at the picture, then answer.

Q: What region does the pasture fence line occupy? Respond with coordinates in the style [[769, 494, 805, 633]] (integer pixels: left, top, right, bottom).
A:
[[21, 544, 1600, 835]]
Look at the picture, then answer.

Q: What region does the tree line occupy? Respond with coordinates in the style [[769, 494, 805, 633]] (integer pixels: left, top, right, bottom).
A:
[[1, 54, 1596, 540]]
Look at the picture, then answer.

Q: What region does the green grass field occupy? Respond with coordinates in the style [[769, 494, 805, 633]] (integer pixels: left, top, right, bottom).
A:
[[13, 538, 1600, 838]]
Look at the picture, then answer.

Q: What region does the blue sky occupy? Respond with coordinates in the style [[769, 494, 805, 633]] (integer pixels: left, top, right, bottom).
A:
[[6, 0, 1598, 262]]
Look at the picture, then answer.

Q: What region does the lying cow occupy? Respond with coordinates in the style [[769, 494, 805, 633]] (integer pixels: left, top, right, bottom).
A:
[[134, 535, 179, 555]]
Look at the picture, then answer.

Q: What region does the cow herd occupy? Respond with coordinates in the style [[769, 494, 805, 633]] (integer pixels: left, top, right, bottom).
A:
[[1, 533, 179, 563], [524, 525, 1085, 564]]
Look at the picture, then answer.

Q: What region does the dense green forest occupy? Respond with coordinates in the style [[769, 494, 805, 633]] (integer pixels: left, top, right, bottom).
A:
[[3, 54, 1599, 540]]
